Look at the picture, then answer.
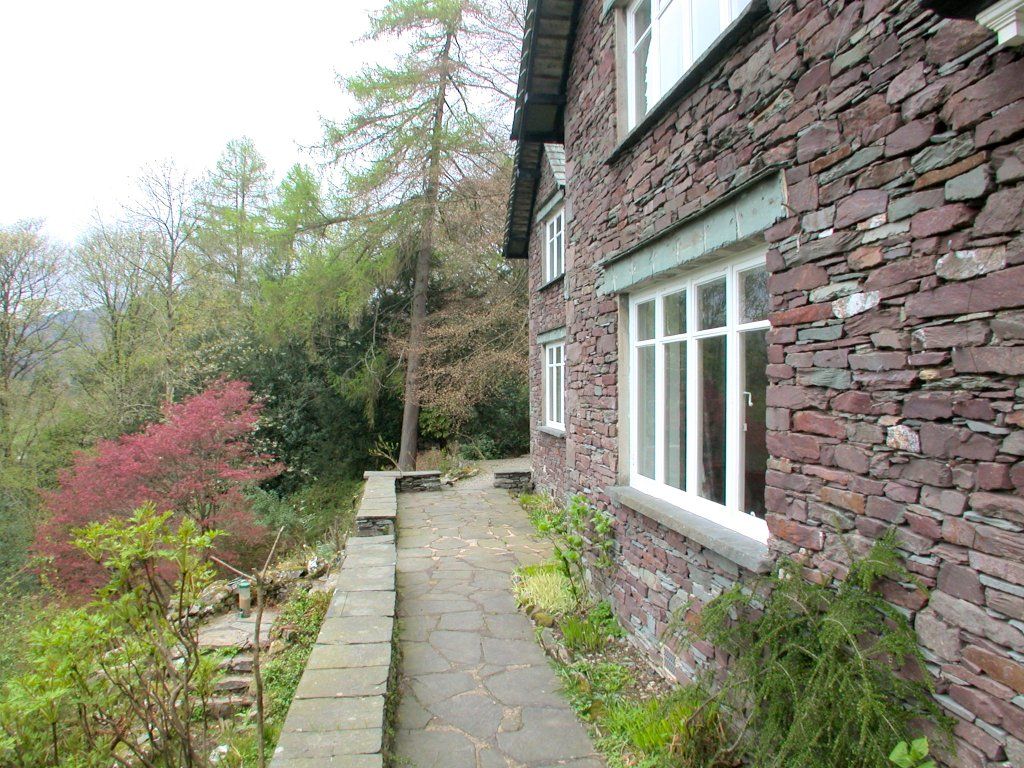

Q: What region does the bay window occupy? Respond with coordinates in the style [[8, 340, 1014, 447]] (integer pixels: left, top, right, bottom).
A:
[[544, 341, 565, 430], [626, 0, 753, 128], [544, 206, 565, 283], [628, 251, 770, 541]]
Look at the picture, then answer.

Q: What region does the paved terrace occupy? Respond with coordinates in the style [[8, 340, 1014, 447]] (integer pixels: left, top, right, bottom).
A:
[[393, 463, 603, 768]]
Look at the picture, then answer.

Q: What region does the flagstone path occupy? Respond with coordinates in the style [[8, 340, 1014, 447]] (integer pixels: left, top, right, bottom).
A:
[[393, 464, 603, 768]]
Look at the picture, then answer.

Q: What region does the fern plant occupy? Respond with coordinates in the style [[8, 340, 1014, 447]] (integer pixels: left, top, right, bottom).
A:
[[693, 532, 951, 768]]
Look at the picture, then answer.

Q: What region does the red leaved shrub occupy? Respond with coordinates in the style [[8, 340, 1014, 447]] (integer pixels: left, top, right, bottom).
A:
[[36, 379, 283, 595]]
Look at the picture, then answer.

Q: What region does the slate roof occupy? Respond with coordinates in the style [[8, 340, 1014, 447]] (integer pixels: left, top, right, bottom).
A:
[[503, 0, 579, 259]]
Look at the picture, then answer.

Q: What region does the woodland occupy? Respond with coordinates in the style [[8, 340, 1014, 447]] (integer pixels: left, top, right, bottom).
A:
[[0, 1, 528, 764]]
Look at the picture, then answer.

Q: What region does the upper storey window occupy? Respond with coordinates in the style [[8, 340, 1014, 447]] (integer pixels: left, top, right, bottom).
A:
[[627, 0, 752, 128], [544, 205, 565, 283]]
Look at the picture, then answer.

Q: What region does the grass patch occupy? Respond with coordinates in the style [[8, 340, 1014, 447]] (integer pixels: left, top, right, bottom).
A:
[[512, 562, 577, 615], [262, 588, 331, 722], [557, 661, 733, 768]]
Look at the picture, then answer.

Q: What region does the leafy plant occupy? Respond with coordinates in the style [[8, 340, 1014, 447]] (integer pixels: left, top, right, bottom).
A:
[[512, 563, 576, 615], [522, 493, 616, 599], [889, 738, 936, 768], [693, 532, 952, 768], [0, 505, 223, 767]]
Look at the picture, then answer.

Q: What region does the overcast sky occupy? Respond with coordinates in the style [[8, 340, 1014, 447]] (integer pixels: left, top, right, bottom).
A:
[[0, 0, 392, 244]]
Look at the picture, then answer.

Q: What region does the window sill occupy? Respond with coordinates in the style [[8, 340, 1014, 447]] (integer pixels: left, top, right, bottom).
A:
[[537, 425, 566, 439], [538, 274, 564, 292], [607, 485, 773, 574], [606, 0, 769, 165]]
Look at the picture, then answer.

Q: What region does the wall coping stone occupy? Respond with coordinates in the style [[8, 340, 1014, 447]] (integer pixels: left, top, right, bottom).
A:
[[272, 471, 436, 766], [608, 485, 774, 574]]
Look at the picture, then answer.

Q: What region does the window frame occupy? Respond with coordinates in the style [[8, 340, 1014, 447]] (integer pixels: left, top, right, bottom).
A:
[[627, 248, 770, 542], [625, 0, 751, 130], [544, 340, 566, 431], [543, 206, 565, 284]]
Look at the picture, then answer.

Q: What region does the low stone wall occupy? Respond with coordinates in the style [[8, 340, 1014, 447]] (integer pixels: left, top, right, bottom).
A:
[[270, 471, 440, 766], [361, 469, 443, 493], [494, 470, 534, 493]]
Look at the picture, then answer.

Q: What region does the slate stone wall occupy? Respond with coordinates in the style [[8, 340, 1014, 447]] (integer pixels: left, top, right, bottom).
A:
[[529, 153, 570, 501], [525, 1, 1024, 765]]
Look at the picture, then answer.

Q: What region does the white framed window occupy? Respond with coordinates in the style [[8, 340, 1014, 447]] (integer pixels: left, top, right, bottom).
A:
[[544, 206, 565, 283], [628, 248, 770, 541], [626, 0, 752, 129], [544, 341, 565, 430]]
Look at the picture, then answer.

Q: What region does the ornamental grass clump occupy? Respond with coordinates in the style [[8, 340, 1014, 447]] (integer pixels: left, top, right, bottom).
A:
[[693, 532, 951, 768]]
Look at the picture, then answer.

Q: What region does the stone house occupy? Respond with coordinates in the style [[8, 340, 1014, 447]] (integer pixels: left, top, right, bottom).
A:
[[503, 0, 1024, 764]]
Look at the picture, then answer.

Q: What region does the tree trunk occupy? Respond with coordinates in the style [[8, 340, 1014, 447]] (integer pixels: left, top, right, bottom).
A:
[[398, 26, 455, 471]]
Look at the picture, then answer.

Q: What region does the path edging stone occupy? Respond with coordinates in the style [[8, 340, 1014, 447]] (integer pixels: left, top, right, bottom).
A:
[[271, 472, 421, 767]]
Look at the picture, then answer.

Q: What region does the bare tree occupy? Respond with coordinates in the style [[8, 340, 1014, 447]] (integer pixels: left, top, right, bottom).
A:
[[75, 220, 160, 431], [0, 220, 70, 460], [127, 161, 199, 402]]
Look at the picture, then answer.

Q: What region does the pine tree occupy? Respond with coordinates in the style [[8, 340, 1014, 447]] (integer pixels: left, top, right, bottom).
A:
[[322, 0, 522, 469]]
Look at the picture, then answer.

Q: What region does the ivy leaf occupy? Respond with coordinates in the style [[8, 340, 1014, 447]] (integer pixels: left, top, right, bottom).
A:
[[889, 741, 912, 767], [909, 737, 929, 761]]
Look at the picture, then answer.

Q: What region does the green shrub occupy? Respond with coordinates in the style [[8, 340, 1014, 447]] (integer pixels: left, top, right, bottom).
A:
[[0, 505, 223, 768], [512, 563, 576, 615], [693, 532, 952, 768]]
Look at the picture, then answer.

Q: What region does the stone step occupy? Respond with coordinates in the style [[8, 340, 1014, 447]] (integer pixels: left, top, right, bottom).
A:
[[215, 675, 253, 694], [206, 694, 254, 719], [219, 652, 254, 673]]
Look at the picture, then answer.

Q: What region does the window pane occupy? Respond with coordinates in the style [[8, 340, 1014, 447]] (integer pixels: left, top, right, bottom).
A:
[[663, 290, 686, 336], [739, 266, 769, 323], [636, 300, 656, 341], [632, 31, 652, 124], [692, 0, 723, 62], [637, 345, 656, 479], [697, 277, 727, 330], [632, 0, 652, 37], [658, 0, 684, 96], [698, 335, 727, 504], [558, 345, 564, 424], [741, 329, 768, 518], [664, 341, 686, 489]]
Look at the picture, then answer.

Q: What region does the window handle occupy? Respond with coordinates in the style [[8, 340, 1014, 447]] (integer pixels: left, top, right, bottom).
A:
[[743, 390, 753, 407]]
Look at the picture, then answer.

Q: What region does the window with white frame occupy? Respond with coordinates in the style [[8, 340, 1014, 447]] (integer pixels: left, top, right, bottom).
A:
[[544, 341, 565, 430], [629, 250, 770, 541], [626, 0, 752, 129], [544, 206, 565, 283]]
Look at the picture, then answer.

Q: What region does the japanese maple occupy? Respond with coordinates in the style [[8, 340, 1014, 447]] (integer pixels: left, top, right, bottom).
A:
[[36, 379, 283, 594]]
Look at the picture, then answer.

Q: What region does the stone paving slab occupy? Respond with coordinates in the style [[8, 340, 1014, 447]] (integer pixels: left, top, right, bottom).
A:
[[329, 590, 396, 618], [306, 642, 392, 670], [317, 615, 394, 645], [294, 666, 390, 699], [276, 727, 383, 757], [282, 695, 385, 732], [394, 477, 602, 768], [273, 755, 383, 768]]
